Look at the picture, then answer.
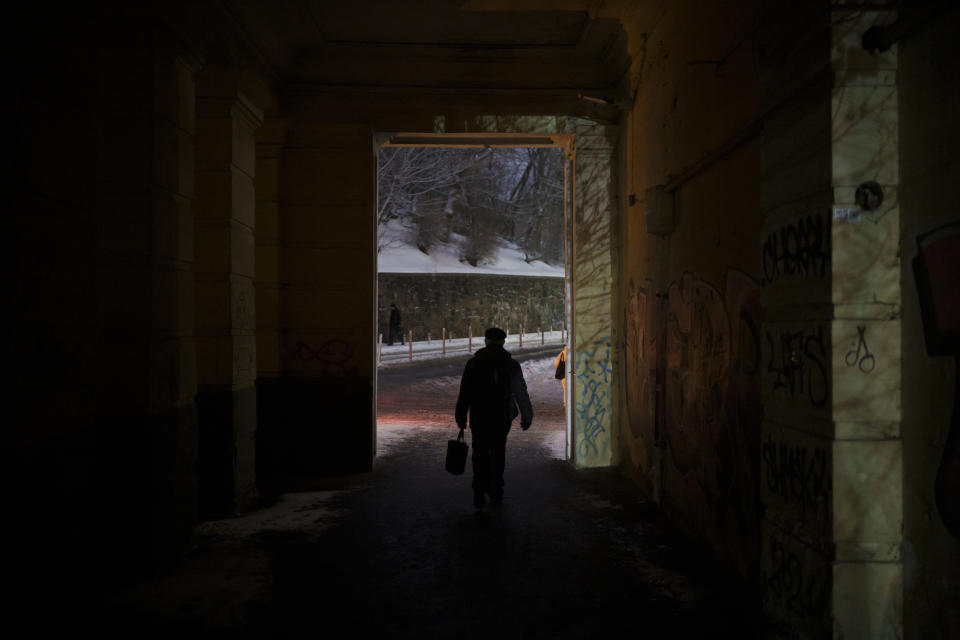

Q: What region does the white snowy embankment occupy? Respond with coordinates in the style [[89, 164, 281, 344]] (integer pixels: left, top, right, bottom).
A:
[[377, 220, 564, 277]]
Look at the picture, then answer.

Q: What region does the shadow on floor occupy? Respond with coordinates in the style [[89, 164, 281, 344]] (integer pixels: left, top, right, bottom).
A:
[[68, 422, 767, 639]]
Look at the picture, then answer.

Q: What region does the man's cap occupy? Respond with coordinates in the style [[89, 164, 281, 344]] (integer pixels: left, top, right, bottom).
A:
[[484, 327, 507, 341]]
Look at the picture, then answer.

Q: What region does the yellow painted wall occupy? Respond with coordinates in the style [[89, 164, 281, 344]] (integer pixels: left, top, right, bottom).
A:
[[617, 0, 765, 582]]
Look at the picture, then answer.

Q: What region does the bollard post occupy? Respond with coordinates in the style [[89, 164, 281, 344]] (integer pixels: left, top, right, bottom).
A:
[[468, 325, 472, 354], [428, 331, 431, 343], [378, 333, 383, 364], [519, 325, 523, 348], [540, 325, 544, 345], [408, 330, 413, 361], [442, 327, 446, 357]]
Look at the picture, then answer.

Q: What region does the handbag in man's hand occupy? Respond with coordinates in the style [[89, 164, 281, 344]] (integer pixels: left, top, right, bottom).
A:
[[445, 428, 468, 475]]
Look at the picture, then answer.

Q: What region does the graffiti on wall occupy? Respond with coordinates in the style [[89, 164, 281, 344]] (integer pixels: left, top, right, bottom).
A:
[[235, 345, 254, 376], [844, 325, 876, 374], [624, 270, 762, 575], [761, 211, 831, 286], [665, 274, 732, 475], [285, 338, 359, 379], [764, 528, 830, 627], [762, 433, 831, 529], [234, 289, 250, 327], [765, 325, 830, 408], [913, 222, 960, 539], [576, 339, 611, 461], [624, 278, 658, 473]]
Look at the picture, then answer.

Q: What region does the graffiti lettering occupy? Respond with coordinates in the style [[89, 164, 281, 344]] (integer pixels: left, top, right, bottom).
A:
[[761, 213, 831, 286], [766, 534, 829, 620], [577, 340, 611, 459], [844, 325, 875, 373], [663, 276, 730, 473], [234, 290, 249, 324], [627, 272, 762, 575], [762, 434, 830, 522], [625, 281, 657, 445], [765, 325, 829, 408], [290, 339, 358, 378]]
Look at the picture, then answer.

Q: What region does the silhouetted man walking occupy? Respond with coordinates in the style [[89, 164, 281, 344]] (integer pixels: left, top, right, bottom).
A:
[[388, 303, 403, 345], [455, 327, 533, 509]]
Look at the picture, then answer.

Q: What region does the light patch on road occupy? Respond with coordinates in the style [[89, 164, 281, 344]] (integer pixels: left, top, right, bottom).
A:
[[404, 375, 462, 394], [543, 429, 566, 459], [377, 423, 424, 456]]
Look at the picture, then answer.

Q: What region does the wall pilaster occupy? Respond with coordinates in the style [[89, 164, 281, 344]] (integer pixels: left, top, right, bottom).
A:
[[255, 117, 288, 381], [759, 5, 902, 638], [828, 7, 902, 638], [194, 72, 263, 515], [571, 120, 618, 468], [259, 121, 376, 484], [94, 23, 203, 570]]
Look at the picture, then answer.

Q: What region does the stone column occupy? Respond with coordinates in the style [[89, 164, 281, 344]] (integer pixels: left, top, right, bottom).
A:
[[94, 26, 202, 566], [255, 118, 288, 384], [194, 72, 263, 516], [571, 120, 619, 468], [270, 122, 376, 481], [759, 5, 902, 638], [254, 118, 288, 476], [827, 7, 902, 638], [253, 116, 287, 484]]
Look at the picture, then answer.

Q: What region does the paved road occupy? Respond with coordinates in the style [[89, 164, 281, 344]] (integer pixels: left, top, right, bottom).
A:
[[377, 349, 567, 435]]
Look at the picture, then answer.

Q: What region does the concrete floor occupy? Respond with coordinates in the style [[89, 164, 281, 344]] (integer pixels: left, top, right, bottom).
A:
[[36, 354, 765, 638]]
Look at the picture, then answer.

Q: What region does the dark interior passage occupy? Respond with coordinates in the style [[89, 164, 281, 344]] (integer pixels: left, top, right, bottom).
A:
[[91, 414, 761, 638], [12, 2, 960, 638]]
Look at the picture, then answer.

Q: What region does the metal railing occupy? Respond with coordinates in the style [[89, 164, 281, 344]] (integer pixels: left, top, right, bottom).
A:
[[378, 325, 566, 365]]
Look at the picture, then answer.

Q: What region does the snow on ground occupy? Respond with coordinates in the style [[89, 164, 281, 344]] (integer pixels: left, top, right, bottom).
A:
[[377, 220, 564, 277], [378, 330, 565, 365], [376, 424, 429, 457], [377, 422, 566, 461]]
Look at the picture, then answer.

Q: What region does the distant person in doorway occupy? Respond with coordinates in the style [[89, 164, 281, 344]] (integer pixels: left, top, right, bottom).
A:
[[388, 303, 403, 345], [455, 327, 533, 509], [554, 344, 567, 407]]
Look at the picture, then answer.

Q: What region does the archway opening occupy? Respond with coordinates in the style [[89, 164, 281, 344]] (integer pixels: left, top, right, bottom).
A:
[[373, 133, 573, 461]]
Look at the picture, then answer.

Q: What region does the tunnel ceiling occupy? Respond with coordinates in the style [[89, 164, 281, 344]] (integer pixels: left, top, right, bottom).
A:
[[217, 0, 630, 107]]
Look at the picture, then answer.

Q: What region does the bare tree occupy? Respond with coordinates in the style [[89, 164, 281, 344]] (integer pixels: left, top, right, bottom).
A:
[[377, 146, 565, 265], [378, 148, 456, 253]]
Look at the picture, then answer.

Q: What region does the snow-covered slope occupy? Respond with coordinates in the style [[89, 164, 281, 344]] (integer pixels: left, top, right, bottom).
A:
[[377, 220, 563, 277]]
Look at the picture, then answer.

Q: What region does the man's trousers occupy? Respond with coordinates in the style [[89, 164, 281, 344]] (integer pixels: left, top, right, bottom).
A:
[[470, 423, 511, 498]]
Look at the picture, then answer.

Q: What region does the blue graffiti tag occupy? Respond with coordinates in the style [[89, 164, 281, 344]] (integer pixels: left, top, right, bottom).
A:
[[577, 341, 611, 458]]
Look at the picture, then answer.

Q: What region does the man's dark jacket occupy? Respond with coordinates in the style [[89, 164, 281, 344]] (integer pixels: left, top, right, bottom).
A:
[[389, 308, 401, 328], [455, 345, 533, 430]]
